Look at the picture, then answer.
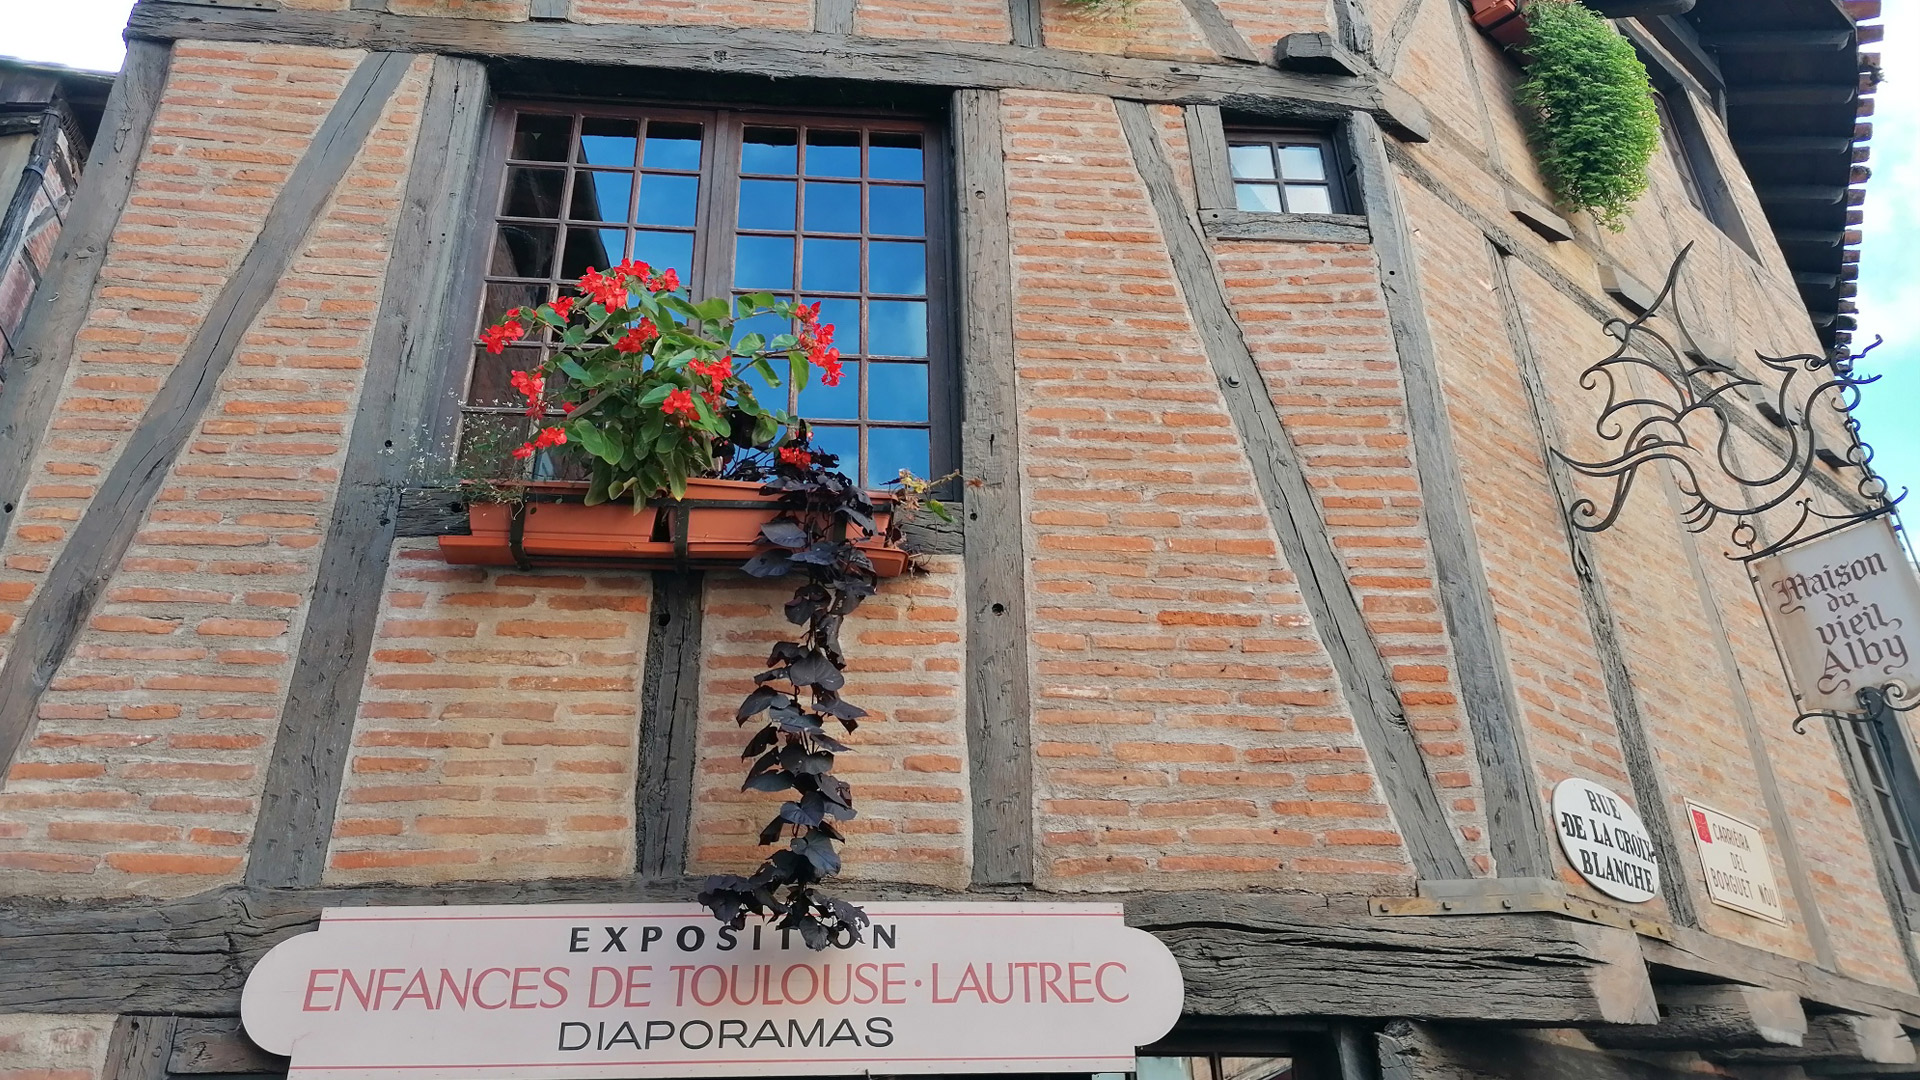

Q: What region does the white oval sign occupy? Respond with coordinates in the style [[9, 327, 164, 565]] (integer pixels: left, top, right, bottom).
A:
[[241, 902, 1185, 1079], [1552, 778, 1660, 904]]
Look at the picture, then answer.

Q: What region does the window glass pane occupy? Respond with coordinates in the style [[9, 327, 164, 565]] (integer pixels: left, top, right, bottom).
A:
[[502, 167, 566, 219], [804, 181, 862, 233], [637, 173, 699, 227], [743, 127, 799, 175], [867, 426, 929, 487], [868, 185, 925, 237], [809, 424, 859, 475], [577, 117, 637, 167], [1283, 184, 1334, 215], [801, 238, 860, 292], [735, 235, 796, 290], [739, 355, 785, 413], [481, 282, 550, 333], [805, 129, 862, 178], [1277, 144, 1327, 182], [511, 113, 572, 161], [799, 360, 858, 419], [869, 300, 926, 357], [1235, 183, 1283, 213], [868, 131, 923, 180], [868, 362, 928, 422], [807, 297, 860, 354], [732, 307, 793, 352], [739, 179, 798, 230], [1137, 1059, 1202, 1080], [562, 227, 626, 279], [1219, 1059, 1294, 1080], [1228, 143, 1275, 179], [869, 241, 926, 296], [643, 121, 703, 170], [636, 230, 695, 281], [492, 224, 556, 278], [569, 171, 631, 224], [468, 346, 542, 407]]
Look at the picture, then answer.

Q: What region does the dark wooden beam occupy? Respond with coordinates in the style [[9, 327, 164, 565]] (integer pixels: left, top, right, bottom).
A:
[[1, 884, 1656, 1026], [1200, 208, 1371, 242], [1177, 0, 1261, 62], [0, 50, 411, 778], [813, 0, 855, 36], [1378, 0, 1429, 79], [124, 1, 1433, 142], [1589, 984, 1808, 1051], [1350, 111, 1552, 881], [247, 54, 489, 889], [101, 1016, 177, 1080], [1119, 98, 1470, 881], [1332, 0, 1373, 59], [0, 41, 168, 555], [637, 570, 704, 881], [1712, 1015, 1916, 1066], [952, 88, 1035, 886], [1739, 137, 1856, 154], [1484, 244, 1698, 926], [1728, 86, 1857, 107], [1380, 1019, 1753, 1080], [1183, 104, 1234, 211], [1008, 0, 1042, 46], [1704, 30, 1853, 51], [1277, 32, 1365, 76], [168, 1019, 284, 1075]]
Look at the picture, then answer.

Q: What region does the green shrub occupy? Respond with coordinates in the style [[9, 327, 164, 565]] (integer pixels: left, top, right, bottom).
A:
[[1513, 0, 1661, 230]]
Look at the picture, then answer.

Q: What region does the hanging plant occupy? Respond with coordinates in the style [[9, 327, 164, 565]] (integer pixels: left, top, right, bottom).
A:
[[1510, 0, 1661, 231]]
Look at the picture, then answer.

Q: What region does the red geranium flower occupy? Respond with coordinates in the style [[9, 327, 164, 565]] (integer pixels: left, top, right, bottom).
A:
[[661, 388, 699, 423], [778, 446, 812, 467]]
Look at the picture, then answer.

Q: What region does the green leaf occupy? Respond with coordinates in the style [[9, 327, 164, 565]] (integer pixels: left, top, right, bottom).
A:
[[636, 384, 672, 408], [788, 350, 810, 395], [693, 296, 730, 322], [735, 332, 766, 356], [584, 469, 609, 506], [743, 291, 778, 311], [532, 306, 565, 328], [750, 356, 780, 384], [557, 356, 598, 386], [562, 325, 589, 347], [769, 333, 799, 351]]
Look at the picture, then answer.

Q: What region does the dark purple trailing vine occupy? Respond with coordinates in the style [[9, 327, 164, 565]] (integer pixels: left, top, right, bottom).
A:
[[696, 435, 885, 950]]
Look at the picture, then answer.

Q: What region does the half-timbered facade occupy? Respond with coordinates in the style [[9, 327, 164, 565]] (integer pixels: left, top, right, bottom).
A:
[[0, 0, 1909, 1077]]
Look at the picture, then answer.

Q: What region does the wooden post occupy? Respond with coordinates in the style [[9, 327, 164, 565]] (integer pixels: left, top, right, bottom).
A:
[[1349, 111, 1552, 881], [952, 88, 1036, 886], [101, 1016, 177, 1080], [637, 571, 705, 881], [248, 54, 487, 888], [0, 41, 169, 553], [1119, 98, 1470, 881], [1176, 0, 1260, 62]]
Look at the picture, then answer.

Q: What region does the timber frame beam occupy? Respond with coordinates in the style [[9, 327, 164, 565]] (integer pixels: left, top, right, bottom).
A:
[[123, 0, 1432, 141]]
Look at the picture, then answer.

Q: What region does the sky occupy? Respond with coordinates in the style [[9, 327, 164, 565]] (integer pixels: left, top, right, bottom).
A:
[[1, 1, 1915, 497]]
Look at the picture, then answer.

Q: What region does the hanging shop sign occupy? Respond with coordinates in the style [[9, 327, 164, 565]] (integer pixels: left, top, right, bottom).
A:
[[240, 901, 1185, 1080], [1685, 800, 1786, 924], [1752, 520, 1920, 712], [1551, 777, 1660, 903]]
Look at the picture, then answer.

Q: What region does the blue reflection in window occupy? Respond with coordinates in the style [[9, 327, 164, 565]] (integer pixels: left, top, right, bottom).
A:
[[738, 179, 796, 230], [801, 238, 860, 293], [738, 351, 784, 413], [808, 425, 860, 477], [743, 128, 798, 174], [570, 171, 630, 224], [735, 235, 795, 289], [869, 241, 926, 296], [868, 133, 923, 181], [799, 360, 858, 420], [804, 181, 861, 233], [867, 427, 929, 487], [804, 296, 860, 354], [578, 117, 636, 167], [731, 308, 793, 353], [868, 300, 926, 357], [868, 363, 928, 423], [635, 230, 694, 281], [642, 122, 702, 170], [868, 186, 924, 237], [805, 130, 861, 178], [636, 173, 698, 227]]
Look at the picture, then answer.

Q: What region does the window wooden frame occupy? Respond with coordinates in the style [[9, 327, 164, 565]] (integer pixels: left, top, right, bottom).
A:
[[1220, 128, 1350, 216], [1184, 107, 1369, 243], [441, 97, 956, 490]]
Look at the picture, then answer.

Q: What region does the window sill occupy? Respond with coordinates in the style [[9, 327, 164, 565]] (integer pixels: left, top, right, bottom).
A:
[[1200, 209, 1371, 244]]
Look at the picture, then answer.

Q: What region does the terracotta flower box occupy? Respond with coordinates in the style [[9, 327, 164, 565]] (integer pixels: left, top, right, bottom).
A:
[[1470, 0, 1529, 48], [437, 478, 907, 577]]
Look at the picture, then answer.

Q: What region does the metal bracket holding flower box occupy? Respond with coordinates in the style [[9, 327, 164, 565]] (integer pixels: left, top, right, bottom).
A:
[[439, 478, 909, 576]]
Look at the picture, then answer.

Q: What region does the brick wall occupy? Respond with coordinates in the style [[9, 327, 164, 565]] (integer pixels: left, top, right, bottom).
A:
[[688, 560, 971, 888], [1038, 0, 1214, 60], [855, 0, 1012, 42], [321, 541, 650, 883], [0, 45, 427, 897], [571, 0, 812, 29], [0, 1016, 112, 1080]]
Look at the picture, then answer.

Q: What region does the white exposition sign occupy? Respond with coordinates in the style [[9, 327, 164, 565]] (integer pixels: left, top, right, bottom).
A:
[[1686, 801, 1786, 924], [241, 902, 1185, 1080], [1551, 777, 1660, 904], [1752, 520, 1920, 711]]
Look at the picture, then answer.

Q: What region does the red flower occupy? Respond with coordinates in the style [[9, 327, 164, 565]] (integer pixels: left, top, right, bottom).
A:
[[649, 267, 680, 293], [548, 296, 574, 320], [661, 388, 699, 423], [533, 425, 567, 448], [778, 446, 812, 467], [479, 318, 526, 355], [816, 348, 843, 387], [688, 356, 731, 397], [512, 443, 535, 460], [578, 267, 629, 308], [796, 301, 820, 326], [613, 258, 653, 281], [615, 318, 659, 354], [509, 370, 544, 399]]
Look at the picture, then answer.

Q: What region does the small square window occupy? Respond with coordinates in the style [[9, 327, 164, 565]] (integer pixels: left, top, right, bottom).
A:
[[1225, 133, 1344, 215]]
